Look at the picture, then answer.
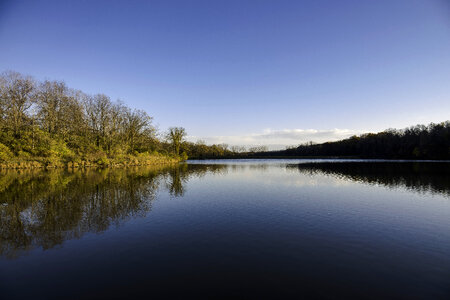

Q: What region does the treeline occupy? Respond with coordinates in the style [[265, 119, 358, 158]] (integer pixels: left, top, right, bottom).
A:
[[180, 122, 450, 160], [2, 71, 448, 163], [0, 70, 266, 166], [180, 142, 267, 159], [0, 71, 186, 168], [262, 122, 450, 160]]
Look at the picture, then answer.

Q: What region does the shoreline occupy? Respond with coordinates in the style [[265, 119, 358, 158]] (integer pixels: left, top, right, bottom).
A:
[[0, 156, 181, 170], [187, 156, 450, 162]]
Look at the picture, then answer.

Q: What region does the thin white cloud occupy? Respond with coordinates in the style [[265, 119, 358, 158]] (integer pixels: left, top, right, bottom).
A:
[[187, 128, 369, 150]]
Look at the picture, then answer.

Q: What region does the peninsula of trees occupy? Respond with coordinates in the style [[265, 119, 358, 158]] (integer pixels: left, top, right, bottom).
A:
[[0, 71, 188, 168]]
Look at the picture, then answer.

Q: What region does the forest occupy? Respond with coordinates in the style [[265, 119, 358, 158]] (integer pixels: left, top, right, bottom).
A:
[[0, 70, 253, 168], [1, 70, 449, 168], [256, 122, 450, 160], [0, 71, 189, 168], [181, 121, 450, 160]]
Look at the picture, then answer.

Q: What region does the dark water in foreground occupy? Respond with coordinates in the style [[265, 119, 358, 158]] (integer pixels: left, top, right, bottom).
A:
[[0, 160, 449, 299]]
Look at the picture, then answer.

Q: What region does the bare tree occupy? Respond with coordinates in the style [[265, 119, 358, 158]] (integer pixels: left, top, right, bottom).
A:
[[83, 94, 112, 148], [37, 80, 69, 135], [231, 145, 246, 153], [249, 145, 268, 153], [105, 101, 126, 153], [0, 71, 35, 136], [123, 108, 154, 153]]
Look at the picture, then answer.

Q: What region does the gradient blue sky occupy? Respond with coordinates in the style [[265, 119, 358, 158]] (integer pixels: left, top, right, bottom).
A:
[[1, 0, 449, 148]]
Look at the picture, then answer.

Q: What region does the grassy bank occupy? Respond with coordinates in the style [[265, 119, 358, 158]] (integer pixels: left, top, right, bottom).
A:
[[0, 152, 181, 170]]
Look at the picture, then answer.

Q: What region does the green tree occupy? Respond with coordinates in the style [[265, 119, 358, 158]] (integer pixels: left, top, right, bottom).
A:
[[166, 127, 186, 156]]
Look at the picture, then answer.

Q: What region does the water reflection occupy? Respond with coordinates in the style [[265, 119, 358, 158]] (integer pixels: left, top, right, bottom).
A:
[[1, 161, 450, 299], [0, 164, 226, 259], [2, 161, 449, 259], [164, 164, 227, 196], [289, 161, 450, 195]]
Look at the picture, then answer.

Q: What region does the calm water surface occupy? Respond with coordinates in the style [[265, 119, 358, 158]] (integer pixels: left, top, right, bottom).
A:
[[0, 160, 449, 299]]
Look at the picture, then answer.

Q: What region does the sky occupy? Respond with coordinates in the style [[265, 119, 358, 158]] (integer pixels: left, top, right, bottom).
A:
[[0, 0, 449, 149]]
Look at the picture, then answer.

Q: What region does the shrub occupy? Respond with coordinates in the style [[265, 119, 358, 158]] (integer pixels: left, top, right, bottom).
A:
[[180, 152, 188, 161], [97, 156, 110, 166], [0, 143, 13, 161]]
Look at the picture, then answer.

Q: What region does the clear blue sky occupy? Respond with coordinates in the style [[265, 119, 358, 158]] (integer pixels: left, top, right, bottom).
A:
[[1, 0, 449, 148]]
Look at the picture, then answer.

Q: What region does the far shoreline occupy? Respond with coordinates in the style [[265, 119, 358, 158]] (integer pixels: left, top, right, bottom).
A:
[[187, 157, 450, 162]]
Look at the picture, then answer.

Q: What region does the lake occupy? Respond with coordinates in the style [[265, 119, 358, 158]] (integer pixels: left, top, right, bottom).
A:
[[0, 160, 449, 299]]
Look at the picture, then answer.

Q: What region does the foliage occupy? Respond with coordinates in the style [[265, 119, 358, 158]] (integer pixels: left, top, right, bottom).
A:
[[2, 71, 448, 164], [179, 121, 450, 160], [0, 71, 185, 168], [265, 121, 450, 160], [180, 151, 188, 161], [166, 127, 186, 156], [0, 143, 12, 161]]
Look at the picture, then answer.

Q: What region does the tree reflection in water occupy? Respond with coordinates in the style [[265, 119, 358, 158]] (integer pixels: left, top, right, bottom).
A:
[[289, 162, 450, 196], [0, 164, 226, 259], [3, 161, 447, 259]]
